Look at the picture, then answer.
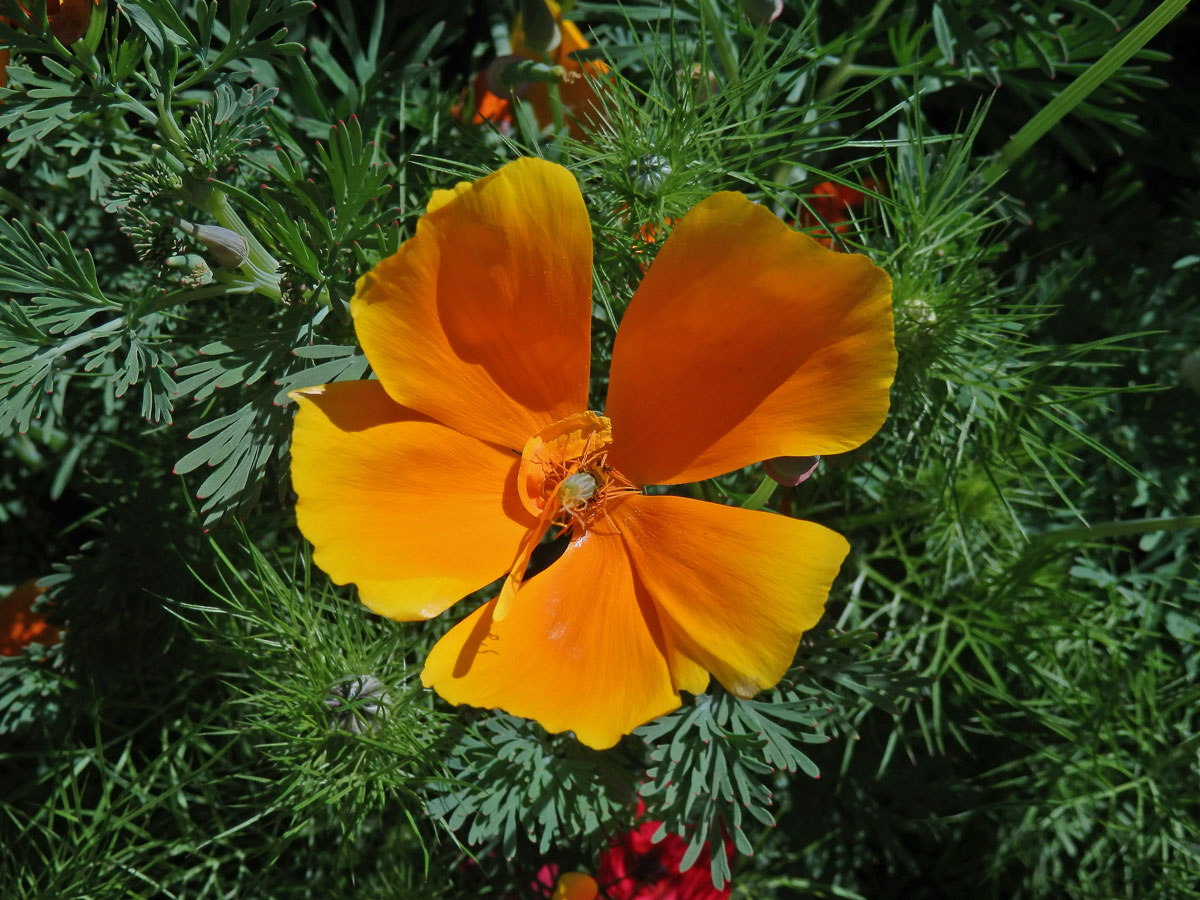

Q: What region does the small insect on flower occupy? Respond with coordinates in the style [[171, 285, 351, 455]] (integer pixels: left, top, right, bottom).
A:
[[557, 471, 597, 509], [557, 471, 598, 529]]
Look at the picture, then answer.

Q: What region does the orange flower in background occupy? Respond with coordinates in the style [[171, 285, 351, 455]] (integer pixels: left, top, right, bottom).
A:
[[552, 872, 599, 900], [1, 579, 61, 657], [456, 0, 609, 137], [0, 0, 99, 89], [289, 158, 895, 749], [796, 179, 877, 248]]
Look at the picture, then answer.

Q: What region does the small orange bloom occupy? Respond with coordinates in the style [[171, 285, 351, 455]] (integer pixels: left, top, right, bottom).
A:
[[1, 579, 61, 657], [552, 872, 599, 900], [796, 179, 876, 248], [456, 0, 608, 137], [1, 0, 98, 89], [290, 159, 895, 748]]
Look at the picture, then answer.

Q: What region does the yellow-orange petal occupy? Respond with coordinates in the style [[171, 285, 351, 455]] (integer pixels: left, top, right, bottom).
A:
[[421, 526, 682, 749], [351, 158, 593, 451], [605, 191, 895, 486], [615, 494, 848, 698], [289, 380, 535, 621]]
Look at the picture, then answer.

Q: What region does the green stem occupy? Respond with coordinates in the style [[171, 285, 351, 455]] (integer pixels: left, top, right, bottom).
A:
[[543, 52, 567, 138], [1035, 515, 1200, 545], [980, 0, 1186, 185], [151, 270, 282, 311], [816, 0, 894, 101], [155, 92, 189, 148], [697, 0, 739, 87], [113, 88, 159, 128], [740, 476, 779, 511]]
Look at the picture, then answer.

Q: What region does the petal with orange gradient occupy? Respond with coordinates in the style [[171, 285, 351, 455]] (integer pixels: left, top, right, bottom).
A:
[[421, 523, 686, 749], [615, 494, 848, 698], [289, 380, 535, 621], [47, 0, 97, 44], [351, 158, 593, 451], [605, 191, 895, 486]]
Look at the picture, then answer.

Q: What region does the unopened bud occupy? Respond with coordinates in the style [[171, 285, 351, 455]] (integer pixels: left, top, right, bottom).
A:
[[687, 63, 721, 104], [485, 54, 532, 100], [165, 253, 213, 287], [629, 154, 673, 194], [763, 455, 820, 486], [1181, 349, 1200, 396], [324, 675, 389, 735], [521, 0, 562, 54], [742, 0, 784, 23], [174, 218, 250, 268]]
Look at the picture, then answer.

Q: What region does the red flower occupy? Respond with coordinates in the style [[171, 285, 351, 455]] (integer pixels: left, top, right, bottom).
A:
[[0, 579, 61, 657], [596, 819, 732, 900], [795, 179, 876, 248]]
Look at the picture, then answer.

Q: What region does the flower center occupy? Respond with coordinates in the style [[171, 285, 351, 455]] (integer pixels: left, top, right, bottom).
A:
[[494, 413, 638, 622], [516, 411, 632, 533]]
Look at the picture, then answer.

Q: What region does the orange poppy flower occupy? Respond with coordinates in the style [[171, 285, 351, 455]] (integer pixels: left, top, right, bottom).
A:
[[1, 0, 98, 89], [796, 179, 876, 248], [456, 0, 608, 137], [1, 579, 61, 657], [289, 158, 895, 749]]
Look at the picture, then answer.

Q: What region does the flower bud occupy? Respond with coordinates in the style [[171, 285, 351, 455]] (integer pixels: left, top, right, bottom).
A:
[[763, 454, 820, 486], [742, 0, 784, 23], [485, 54, 532, 100], [174, 218, 250, 268], [165, 253, 213, 287], [324, 674, 389, 735], [520, 0, 562, 54], [629, 154, 673, 194], [687, 63, 721, 104]]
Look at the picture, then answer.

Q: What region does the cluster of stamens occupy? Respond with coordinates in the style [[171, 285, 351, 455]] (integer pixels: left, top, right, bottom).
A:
[[497, 413, 639, 618], [516, 412, 638, 539], [542, 442, 636, 536]]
